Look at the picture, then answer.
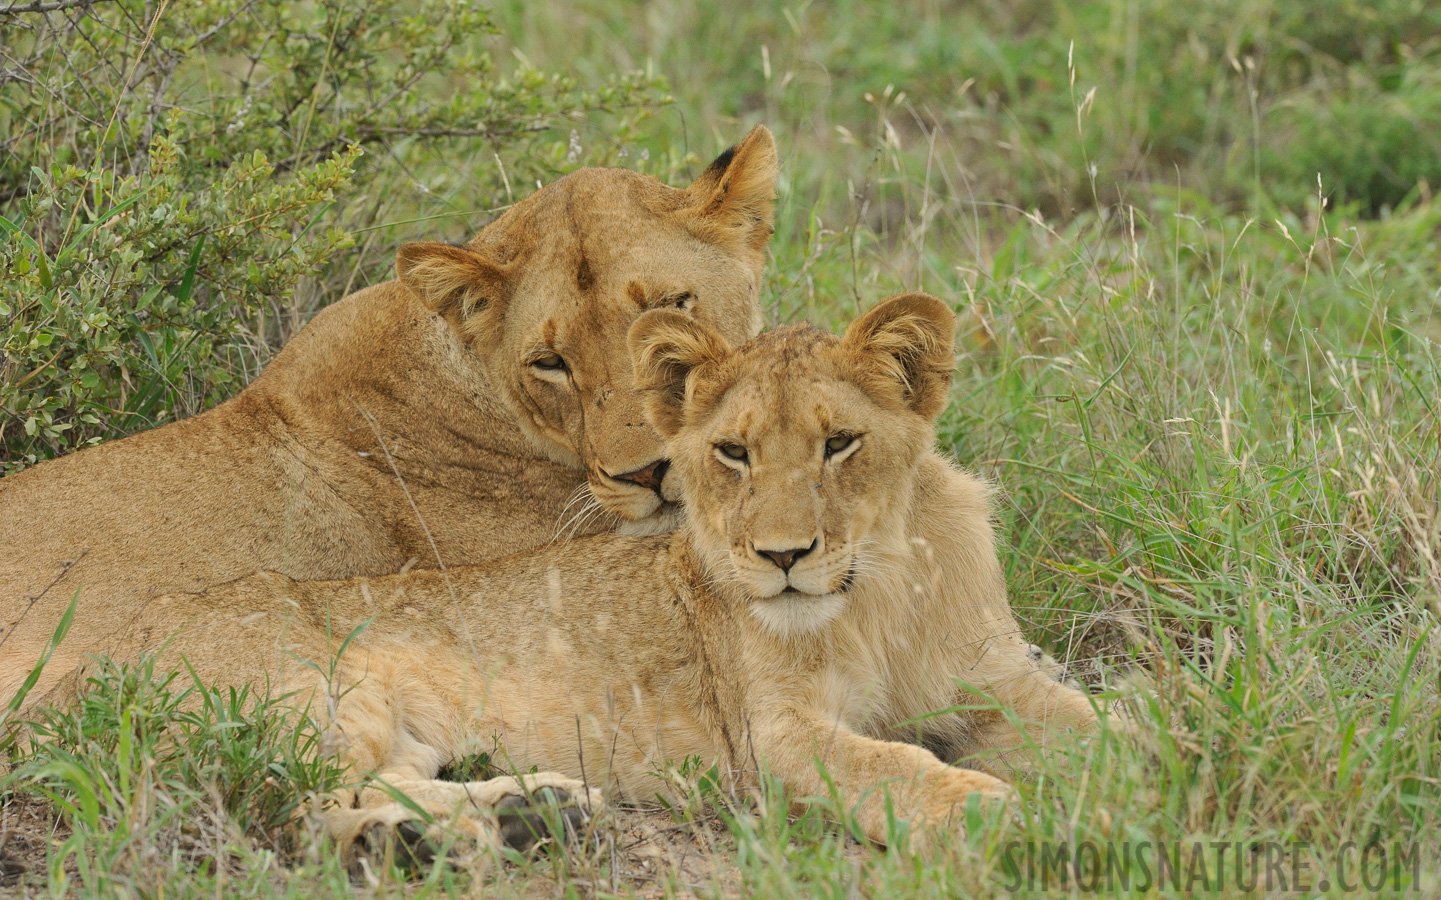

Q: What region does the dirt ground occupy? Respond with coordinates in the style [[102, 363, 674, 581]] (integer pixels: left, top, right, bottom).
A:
[[0, 792, 767, 898], [0, 794, 65, 896]]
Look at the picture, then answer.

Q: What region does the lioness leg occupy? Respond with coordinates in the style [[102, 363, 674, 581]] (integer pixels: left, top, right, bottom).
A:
[[327, 771, 603, 877], [754, 707, 1012, 847], [321, 679, 602, 873]]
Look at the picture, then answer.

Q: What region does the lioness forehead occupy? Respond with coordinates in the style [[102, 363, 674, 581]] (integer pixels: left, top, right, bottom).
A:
[[469, 168, 693, 263]]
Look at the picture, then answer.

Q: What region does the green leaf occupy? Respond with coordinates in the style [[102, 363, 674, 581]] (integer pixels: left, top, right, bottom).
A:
[[35, 245, 53, 290], [136, 286, 161, 312], [0, 212, 40, 252], [57, 185, 158, 266], [174, 234, 206, 304], [3, 588, 79, 717]]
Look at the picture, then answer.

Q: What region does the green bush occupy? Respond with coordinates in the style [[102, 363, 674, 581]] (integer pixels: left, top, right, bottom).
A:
[[0, 0, 662, 471], [1259, 67, 1441, 212], [937, 0, 1441, 214]]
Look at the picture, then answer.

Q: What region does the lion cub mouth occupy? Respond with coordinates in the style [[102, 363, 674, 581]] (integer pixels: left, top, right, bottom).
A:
[[775, 566, 857, 597]]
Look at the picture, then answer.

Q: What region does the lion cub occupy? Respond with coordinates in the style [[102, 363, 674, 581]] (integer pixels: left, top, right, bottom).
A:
[[88, 293, 1101, 862]]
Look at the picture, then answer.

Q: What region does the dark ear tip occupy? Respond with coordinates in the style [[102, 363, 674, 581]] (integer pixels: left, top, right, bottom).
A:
[[703, 145, 737, 177], [703, 124, 778, 176]]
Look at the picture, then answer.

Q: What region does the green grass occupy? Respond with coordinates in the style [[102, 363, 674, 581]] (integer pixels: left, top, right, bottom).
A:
[[4, 0, 1441, 897]]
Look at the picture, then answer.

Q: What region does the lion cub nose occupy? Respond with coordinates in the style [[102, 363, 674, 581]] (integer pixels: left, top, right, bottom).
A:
[[756, 538, 818, 573], [612, 459, 670, 495]]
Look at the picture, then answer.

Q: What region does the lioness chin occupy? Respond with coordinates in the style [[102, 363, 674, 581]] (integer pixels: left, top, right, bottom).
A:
[[65, 293, 1104, 867], [1, 127, 780, 704]]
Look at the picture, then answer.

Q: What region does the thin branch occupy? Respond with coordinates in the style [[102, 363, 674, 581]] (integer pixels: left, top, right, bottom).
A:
[[0, 0, 113, 14]]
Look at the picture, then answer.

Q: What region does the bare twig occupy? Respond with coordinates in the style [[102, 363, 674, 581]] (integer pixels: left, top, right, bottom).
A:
[[0, 0, 112, 15], [0, 550, 87, 656]]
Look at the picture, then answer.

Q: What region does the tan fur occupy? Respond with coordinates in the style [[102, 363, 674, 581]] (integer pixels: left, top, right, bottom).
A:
[[29, 294, 1102, 858], [0, 127, 780, 703]]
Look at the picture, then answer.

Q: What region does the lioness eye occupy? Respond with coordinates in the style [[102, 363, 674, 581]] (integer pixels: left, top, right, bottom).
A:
[[717, 443, 748, 462], [825, 434, 855, 457], [532, 353, 566, 371], [668, 292, 695, 311]]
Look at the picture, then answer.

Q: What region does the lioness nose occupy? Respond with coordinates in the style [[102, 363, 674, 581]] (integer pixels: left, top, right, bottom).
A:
[[757, 538, 817, 573], [612, 459, 670, 495]]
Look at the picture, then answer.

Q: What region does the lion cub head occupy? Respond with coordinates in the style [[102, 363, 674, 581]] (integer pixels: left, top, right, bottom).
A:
[[392, 127, 778, 527], [630, 293, 956, 636]]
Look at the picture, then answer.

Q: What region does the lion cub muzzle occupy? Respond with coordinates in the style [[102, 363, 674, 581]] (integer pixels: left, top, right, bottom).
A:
[[740, 533, 834, 596], [754, 536, 815, 573], [736, 532, 857, 637]]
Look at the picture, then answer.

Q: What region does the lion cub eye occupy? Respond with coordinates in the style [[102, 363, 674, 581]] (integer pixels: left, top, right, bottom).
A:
[[531, 353, 566, 371], [824, 434, 856, 458], [716, 443, 748, 463]]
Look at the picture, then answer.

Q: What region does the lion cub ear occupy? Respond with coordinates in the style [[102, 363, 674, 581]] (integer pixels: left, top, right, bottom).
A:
[[683, 125, 779, 254], [628, 310, 732, 438], [841, 293, 957, 420], [395, 242, 510, 342]]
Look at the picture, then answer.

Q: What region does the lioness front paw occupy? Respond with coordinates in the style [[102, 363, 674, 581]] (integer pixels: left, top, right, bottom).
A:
[[345, 804, 480, 882], [495, 786, 589, 852], [356, 816, 451, 878]]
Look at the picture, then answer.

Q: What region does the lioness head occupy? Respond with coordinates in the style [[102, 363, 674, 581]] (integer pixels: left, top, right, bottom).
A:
[[394, 127, 778, 526], [630, 293, 957, 636]]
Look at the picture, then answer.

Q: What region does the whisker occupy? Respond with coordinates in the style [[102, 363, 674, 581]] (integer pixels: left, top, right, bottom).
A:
[[553, 491, 607, 542]]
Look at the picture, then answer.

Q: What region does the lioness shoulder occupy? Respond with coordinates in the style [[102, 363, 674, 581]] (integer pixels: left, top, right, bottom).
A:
[[0, 127, 779, 703]]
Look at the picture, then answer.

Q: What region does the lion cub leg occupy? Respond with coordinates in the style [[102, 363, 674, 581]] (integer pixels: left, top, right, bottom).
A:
[[755, 707, 1013, 847], [959, 640, 1107, 764]]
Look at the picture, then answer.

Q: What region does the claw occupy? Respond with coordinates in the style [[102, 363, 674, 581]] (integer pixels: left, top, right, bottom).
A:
[[495, 787, 587, 852], [356, 817, 448, 878]]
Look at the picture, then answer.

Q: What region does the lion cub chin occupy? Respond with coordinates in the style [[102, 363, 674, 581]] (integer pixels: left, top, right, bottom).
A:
[[87, 293, 1107, 867], [747, 591, 849, 638]]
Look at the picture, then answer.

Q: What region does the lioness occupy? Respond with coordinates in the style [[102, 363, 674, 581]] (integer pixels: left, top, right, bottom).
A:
[[0, 127, 778, 701], [56, 293, 1101, 863]]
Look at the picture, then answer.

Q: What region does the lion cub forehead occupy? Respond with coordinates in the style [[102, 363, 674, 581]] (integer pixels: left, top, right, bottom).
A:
[[707, 328, 870, 433]]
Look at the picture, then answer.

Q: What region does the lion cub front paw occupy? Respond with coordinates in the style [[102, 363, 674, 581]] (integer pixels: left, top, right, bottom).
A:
[[924, 768, 1015, 824], [347, 804, 477, 881]]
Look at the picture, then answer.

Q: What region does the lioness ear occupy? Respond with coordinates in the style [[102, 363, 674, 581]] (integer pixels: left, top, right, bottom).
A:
[[683, 125, 779, 254], [628, 309, 731, 438], [841, 293, 956, 420], [395, 242, 510, 342]]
